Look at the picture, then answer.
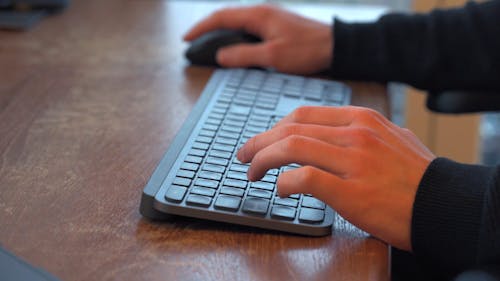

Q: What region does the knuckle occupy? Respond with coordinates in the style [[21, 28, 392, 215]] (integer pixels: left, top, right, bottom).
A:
[[279, 124, 300, 138], [254, 4, 276, 17], [290, 106, 312, 122], [246, 136, 258, 155], [350, 127, 378, 146], [282, 135, 306, 152], [355, 107, 383, 124], [263, 42, 280, 67], [401, 127, 416, 137], [297, 166, 318, 185]]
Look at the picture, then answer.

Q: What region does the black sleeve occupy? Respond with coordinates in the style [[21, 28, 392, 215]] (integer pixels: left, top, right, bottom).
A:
[[330, 0, 500, 92], [411, 158, 500, 279]]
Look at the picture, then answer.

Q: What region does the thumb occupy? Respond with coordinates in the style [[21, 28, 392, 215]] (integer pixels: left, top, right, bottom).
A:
[[216, 43, 273, 68]]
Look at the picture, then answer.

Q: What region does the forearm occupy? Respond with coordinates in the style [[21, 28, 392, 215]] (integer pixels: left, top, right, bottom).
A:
[[330, 0, 500, 92], [411, 158, 500, 279]]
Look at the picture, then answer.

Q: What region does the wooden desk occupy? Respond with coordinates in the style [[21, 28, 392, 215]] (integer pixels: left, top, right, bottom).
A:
[[0, 1, 389, 280]]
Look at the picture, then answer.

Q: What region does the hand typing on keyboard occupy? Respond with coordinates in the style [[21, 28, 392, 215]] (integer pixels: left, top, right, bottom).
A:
[[237, 105, 435, 252]]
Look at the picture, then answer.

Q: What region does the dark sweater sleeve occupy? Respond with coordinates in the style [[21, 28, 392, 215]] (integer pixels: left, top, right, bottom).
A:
[[330, 0, 500, 92], [411, 158, 500, 279]]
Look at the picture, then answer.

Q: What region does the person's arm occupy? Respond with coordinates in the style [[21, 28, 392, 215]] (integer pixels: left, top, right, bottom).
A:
[[411, 158, 500, 279], [331, 0, 500, 92]]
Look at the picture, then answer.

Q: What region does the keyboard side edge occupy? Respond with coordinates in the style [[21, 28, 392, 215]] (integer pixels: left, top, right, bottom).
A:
[[139, 69, 225, 220]]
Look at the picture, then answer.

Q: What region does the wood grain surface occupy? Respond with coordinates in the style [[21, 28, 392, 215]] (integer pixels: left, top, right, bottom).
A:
[[0, 1, 389, 280]]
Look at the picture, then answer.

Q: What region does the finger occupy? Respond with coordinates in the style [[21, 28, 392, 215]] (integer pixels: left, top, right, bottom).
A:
[[276, 105, 395, 130], [275, 106, 357, 128], [216, 43, 272, 68], [237, 124, 354, 163], [276, 166, 348, 208], [246, 135, 351, 181], [183, 7, 266, 41]]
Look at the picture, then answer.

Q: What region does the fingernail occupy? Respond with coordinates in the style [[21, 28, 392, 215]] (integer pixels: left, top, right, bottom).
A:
[[236, 149, 247, 163], [246, 166, 256, 181]]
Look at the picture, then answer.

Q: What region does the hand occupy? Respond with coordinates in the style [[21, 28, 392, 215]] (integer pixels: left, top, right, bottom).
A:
[[237, 106, 435, 251], [183, 5, 332, 75]]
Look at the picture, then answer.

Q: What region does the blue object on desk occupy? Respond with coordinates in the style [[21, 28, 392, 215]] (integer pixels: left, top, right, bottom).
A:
[[0, 0, 69, 30], [0, 246, 61, 281]]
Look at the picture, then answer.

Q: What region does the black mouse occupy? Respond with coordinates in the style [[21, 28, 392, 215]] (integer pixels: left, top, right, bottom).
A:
[[185, 29, 261, 66]]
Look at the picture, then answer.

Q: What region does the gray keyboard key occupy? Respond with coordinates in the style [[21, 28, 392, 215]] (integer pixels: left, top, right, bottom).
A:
[[186, 194, 212, 207], [223, 179, 247, 189], [206, 157, 229, 166], [194, 179, 219, 189], [190, 186, 216, 197], [177, 169, 195, 179], [249, 116, 270, 124], [325, 89, 345, 102], [202, 163, 225, 173], [229, 105, 251, 116], [192, 142, 209, 150], [181, 162, 199, 171], [233, 99, 253, 106], [248, 189, 273, 199], [245, 125, 266, 133], [195, 136, 212, 143], [198, 171, 222, 181], [214, 195, 242, 212], [173, 177, 191, 186], [203, 124, 219, 131], [255, 102, 277, 110], [218, 131, 240, 139], [261, 175, 277, 183], [185, 155, 203, 164], [229, 164, 249, 173], [199, 129, 216, 137], [208, 113, 224, 120], [242, 197, 269, 215], [213, 144, 234, 152], [250, 181, 274, 191], [299, 208, 325, 223], [188, 149, 206, 157], [303, 91, 322, 101], [227, 171, 248, 181], [284, 90, 301, 98], [226, 114, 247, 122], [220, 186, 245, 197], [267, 169, 279, 175], [271, 205, 296, 220], [206, 118, 222, 126], [164, 185, 187, 203], [243, 131, 257, 139], [274, 197, 298, 207], [215, 137, 237, 146], [302, 197, 326, 209], [215, 102, 230, 109], [224, 120, 245, 128], [221, 125, 242, 133], [209, 150, 232, 159], [212, 107, 226, 114]]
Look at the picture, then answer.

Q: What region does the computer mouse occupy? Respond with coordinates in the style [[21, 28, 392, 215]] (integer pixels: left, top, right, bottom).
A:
[[185, 29, 261, 66]]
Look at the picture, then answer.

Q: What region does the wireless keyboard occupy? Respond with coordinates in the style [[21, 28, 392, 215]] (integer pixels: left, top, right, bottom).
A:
[[140, 68, 351, 236]]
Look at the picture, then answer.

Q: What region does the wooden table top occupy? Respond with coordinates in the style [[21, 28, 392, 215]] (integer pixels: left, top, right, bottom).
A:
[[0, 1, 389, 280]]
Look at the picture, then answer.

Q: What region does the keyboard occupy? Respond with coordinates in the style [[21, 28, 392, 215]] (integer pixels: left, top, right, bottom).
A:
[[140, 68, 351, 236]]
